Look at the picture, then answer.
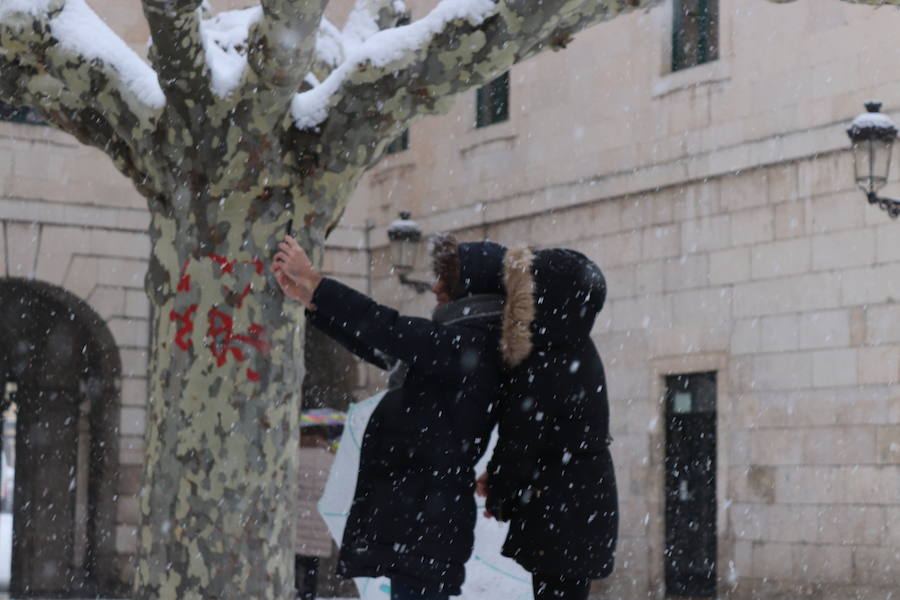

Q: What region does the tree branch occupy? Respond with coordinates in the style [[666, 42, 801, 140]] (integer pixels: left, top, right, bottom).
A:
[[238, 0, 328, 122], [303, 0, 657, 173], [0, 0, 163, 190], [142, 0, 212, 117]]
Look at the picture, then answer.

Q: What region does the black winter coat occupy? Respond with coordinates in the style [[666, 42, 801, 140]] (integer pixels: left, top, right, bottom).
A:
[[307, 258, 505, 594], [487, 247, 618, 579]]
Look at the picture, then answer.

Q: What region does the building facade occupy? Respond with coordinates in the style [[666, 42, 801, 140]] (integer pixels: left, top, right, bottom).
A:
[[0, 0, 898, 597]]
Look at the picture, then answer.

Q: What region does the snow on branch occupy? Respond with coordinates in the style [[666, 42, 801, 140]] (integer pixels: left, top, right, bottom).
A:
[[247, 0, 327, 87], [291, 0, 496, 130], [1, 0, 164, 111], [299, 0, 655, 172], [0, 0, 163, 147], [196, 6, 348, 99], [233, 0, 328, 123], [0, 0, 164, 194], [199, 6, 263, 98], [342, 0, 410, 52]]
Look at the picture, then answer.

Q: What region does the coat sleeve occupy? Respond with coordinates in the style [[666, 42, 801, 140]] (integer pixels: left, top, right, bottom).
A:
[[306, 304, 393, 371], [485, 364, 552, 522], [308, 277, 485, 377]]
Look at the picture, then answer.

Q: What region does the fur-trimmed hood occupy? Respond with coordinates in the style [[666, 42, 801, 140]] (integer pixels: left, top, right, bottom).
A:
[[500, 247, 607, 367]]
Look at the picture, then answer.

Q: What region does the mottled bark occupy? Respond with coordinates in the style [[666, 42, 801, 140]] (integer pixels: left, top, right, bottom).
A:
[[242, 0, 328, 119], [0, 0, 885, 598], [143, 0, 211, 115]]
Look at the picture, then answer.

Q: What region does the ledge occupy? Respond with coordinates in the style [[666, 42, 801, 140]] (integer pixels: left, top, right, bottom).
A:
[[653, 59, 732, 99]]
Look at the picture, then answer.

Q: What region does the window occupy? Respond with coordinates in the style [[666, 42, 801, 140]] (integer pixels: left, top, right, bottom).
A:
[[385, 128, 409, 154], [664, 372, 717, 597], [0, 101, 45, 126], [476, 71, 509, 128], [672, 0, 719, 72]]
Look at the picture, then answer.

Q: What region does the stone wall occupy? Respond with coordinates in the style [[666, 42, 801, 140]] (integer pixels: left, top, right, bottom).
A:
[[341, 0, 900, 597], [0, 122, 151, 589]]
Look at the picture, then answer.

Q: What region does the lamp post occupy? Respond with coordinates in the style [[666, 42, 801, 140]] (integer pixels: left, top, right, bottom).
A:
[[847, 102, 900, 219], [386, 211, 431, 293]]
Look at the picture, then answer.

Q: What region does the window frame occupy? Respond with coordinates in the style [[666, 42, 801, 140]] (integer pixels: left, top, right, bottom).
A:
[[671, 0, 720, 73], [475, 71, 510, 129], [385, 128, 410, 155]]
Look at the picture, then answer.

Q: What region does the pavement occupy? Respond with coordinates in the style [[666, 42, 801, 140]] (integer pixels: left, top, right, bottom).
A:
[[0, 512, 357, 599]]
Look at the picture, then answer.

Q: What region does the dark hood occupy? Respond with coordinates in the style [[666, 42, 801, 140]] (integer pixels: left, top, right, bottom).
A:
[[500, 247, 606, 366], [457, 241, 507, 297], [431, 235, 507, 299]]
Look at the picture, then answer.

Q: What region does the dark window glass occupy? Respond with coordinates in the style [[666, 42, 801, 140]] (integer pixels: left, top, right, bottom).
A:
[[0, 102, 45, 126], [664, 372, 717, 597], [386, 128, 409, 154], [476, 71, 509, 128], [672, 0, 719, 72]]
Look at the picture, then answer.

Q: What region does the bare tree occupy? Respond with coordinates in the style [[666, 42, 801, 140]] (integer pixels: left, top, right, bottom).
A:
[[2, 0, 881, 597]]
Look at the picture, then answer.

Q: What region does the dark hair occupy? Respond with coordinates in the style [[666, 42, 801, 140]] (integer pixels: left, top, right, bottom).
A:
[[430, 232, 460, 297]]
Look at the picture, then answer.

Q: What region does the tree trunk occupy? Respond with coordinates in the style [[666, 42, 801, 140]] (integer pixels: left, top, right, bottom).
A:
[[135, 197, 313, 599]]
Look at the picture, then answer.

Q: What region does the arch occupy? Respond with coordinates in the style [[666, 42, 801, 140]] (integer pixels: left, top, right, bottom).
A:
[[0, 277, 123, 597]]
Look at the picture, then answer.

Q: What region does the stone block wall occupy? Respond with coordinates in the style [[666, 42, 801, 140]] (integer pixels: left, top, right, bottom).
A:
[[355, 153, 900, 598]]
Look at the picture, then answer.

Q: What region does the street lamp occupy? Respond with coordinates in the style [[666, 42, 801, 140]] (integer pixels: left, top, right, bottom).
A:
[[386, 211, 431, 293], [847, 101, 900, 218]]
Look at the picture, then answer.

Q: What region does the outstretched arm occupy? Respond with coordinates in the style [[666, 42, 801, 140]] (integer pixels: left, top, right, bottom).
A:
[[272, 237, 488, 377]]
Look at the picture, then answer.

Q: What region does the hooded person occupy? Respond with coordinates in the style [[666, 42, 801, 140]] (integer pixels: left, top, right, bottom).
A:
[[272, 233, 507, 600], [482, 247, 618, 600]]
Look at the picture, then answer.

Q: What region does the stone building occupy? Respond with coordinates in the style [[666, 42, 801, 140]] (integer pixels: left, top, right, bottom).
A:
[[1, 0, 899, 598]]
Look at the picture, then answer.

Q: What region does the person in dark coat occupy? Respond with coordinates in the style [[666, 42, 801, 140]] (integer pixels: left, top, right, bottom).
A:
[[272, 234, 507, 600], [479, 246, 618, 600]]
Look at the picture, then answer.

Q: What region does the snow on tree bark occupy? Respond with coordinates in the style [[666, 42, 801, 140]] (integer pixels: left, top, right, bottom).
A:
[[3, 0, 878, 597]]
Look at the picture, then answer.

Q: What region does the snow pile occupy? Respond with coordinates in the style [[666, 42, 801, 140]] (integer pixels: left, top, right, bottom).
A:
[[387, 216, 420, 236], [292, 0, 497, 130], [1, 0, 165, 109], [341, 0, 405, 54], [198, 6, 262, 98], [0, 0, 59, 18], [315, 17, 346, 69], [849, 111, 897, 133]]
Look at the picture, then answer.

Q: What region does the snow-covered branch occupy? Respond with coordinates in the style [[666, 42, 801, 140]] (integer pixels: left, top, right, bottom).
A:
[[0, 0, 163, 188], [297, 0, 656, 173], [142, 0, 212, 114]]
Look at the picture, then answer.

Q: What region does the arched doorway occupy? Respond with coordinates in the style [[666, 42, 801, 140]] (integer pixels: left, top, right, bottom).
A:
[[0, 278, 122, 597]]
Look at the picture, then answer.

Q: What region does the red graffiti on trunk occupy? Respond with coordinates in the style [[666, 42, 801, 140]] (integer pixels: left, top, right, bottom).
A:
[[170, 304, 199, 351], [170, 255, 270, 381], [208, 309, 270, 367]]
